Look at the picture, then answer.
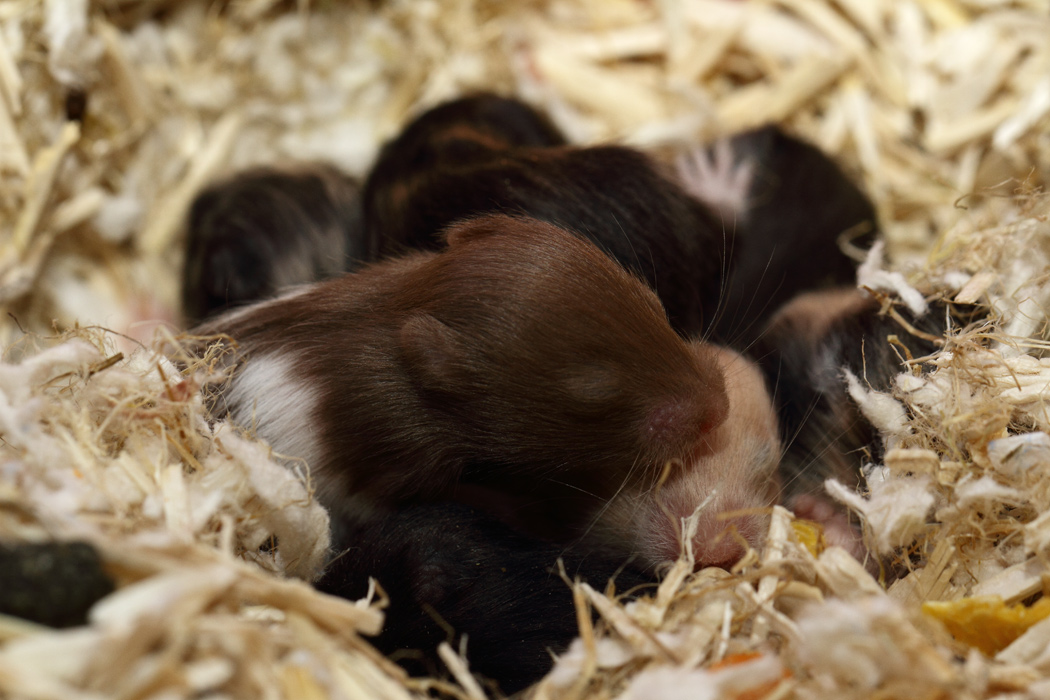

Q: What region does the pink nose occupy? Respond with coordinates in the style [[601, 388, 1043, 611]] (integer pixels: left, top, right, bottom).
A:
[[693, 528, 747, 569], [691, 512, 766, 569], [641, 504, 768, 571]]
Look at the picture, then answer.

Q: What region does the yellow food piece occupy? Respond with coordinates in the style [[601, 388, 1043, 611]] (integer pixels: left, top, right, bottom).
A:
[[791, 519, 826, 558], [922, 595, 1050, 656]]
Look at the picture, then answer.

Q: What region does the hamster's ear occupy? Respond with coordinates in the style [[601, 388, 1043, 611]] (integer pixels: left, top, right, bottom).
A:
[[443, 214, 508, 247], [399, 313, 467, 391]]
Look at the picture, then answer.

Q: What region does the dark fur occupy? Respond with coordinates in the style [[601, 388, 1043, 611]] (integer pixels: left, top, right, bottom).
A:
[[316, 502, 650, 695], [182, 164, 364, 324], [362, 94, 877, 342], [361, 93, 565, 255], [363, 96, 725, 336], [755, 288, 979, 507], [705, 127, 878, 346]]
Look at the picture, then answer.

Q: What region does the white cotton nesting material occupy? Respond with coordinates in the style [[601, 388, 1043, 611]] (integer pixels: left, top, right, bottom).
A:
[[0, 331, 330, 580], [997, 615, 1050, 671], [619, 655, 784, 700], [793, 596, 954, 696], [43, 0, 101, 87], [844, 369, 912, 446], [213, 430, 331, 579], [952, 475, 1022, 511], [545, 637, 635, 689], [856, 241, 928, 316], [988, 432, 1050, 479], [826, 475, 935, 556], [93, 191, 144, 244]]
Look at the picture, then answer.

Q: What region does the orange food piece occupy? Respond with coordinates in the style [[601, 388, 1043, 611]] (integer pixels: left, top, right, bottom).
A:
[[709, 651, 764, 669], [709, 653, 793, 700], [922, 595, 1050, 656]]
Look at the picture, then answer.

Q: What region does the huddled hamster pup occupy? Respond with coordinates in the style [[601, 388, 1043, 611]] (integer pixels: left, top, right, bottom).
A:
[[315, 501, 653, 694], [306, 341, 778, 693], [363, 96, 722, 336], [674, 127, 878, 346], [754, 288, 979, 557], [181, 163, 364, 324], [194, 215, 771, 546]]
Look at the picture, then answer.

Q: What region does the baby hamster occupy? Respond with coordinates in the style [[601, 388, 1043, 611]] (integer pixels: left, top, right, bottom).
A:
[[674, 126, 878, 346], [181, 163, 364, 325], [754, 288, 978, 557], [196, 214, 732, 538], [362, 95, 724, 336], [310, 344, 780, 692], [316, 501, 652, 695]]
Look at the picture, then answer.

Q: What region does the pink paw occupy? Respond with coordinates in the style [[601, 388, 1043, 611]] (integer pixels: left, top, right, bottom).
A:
[[675, 139, 755, 225], [791, 493, 870, 566]]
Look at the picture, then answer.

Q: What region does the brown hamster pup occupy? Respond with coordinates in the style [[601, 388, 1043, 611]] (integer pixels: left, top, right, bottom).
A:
[[197, 214, 735, 537], [307, 340, 779, 691], [181, 163, 364, 325]]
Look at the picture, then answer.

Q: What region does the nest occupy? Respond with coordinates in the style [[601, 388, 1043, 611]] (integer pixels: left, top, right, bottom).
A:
[[2, 0, 1050, 698]]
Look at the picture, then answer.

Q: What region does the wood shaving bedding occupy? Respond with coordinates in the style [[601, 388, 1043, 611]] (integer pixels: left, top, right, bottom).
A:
[[2, 1, 1050, 698]]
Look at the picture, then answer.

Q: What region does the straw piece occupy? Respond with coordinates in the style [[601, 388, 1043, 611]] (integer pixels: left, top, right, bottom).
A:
[[11, 121, 81, 253], [95, 18, 156, 124], [715, 53, 852, 130], [137, 112, 244, 255]]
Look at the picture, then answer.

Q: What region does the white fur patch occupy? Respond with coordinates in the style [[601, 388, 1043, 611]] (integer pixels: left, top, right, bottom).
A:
[[226, 353, 325, 479]]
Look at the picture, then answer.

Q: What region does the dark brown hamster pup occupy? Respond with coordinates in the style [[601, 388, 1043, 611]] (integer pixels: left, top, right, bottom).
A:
[[307, 340, 779, 693], [315, 501, 653, 695], [363, 101, 723, 336], [181, 163, 364, 325], [362, 93, 877, 343], [754, 288, 979, 557], [360, 93, 566, 258]]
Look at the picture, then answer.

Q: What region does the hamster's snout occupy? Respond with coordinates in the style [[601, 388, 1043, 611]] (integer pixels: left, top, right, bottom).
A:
[[600, 345, 782, 571]]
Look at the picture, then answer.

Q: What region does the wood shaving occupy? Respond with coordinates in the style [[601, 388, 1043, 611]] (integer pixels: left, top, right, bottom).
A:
[[2, 1, 1050, 698]]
